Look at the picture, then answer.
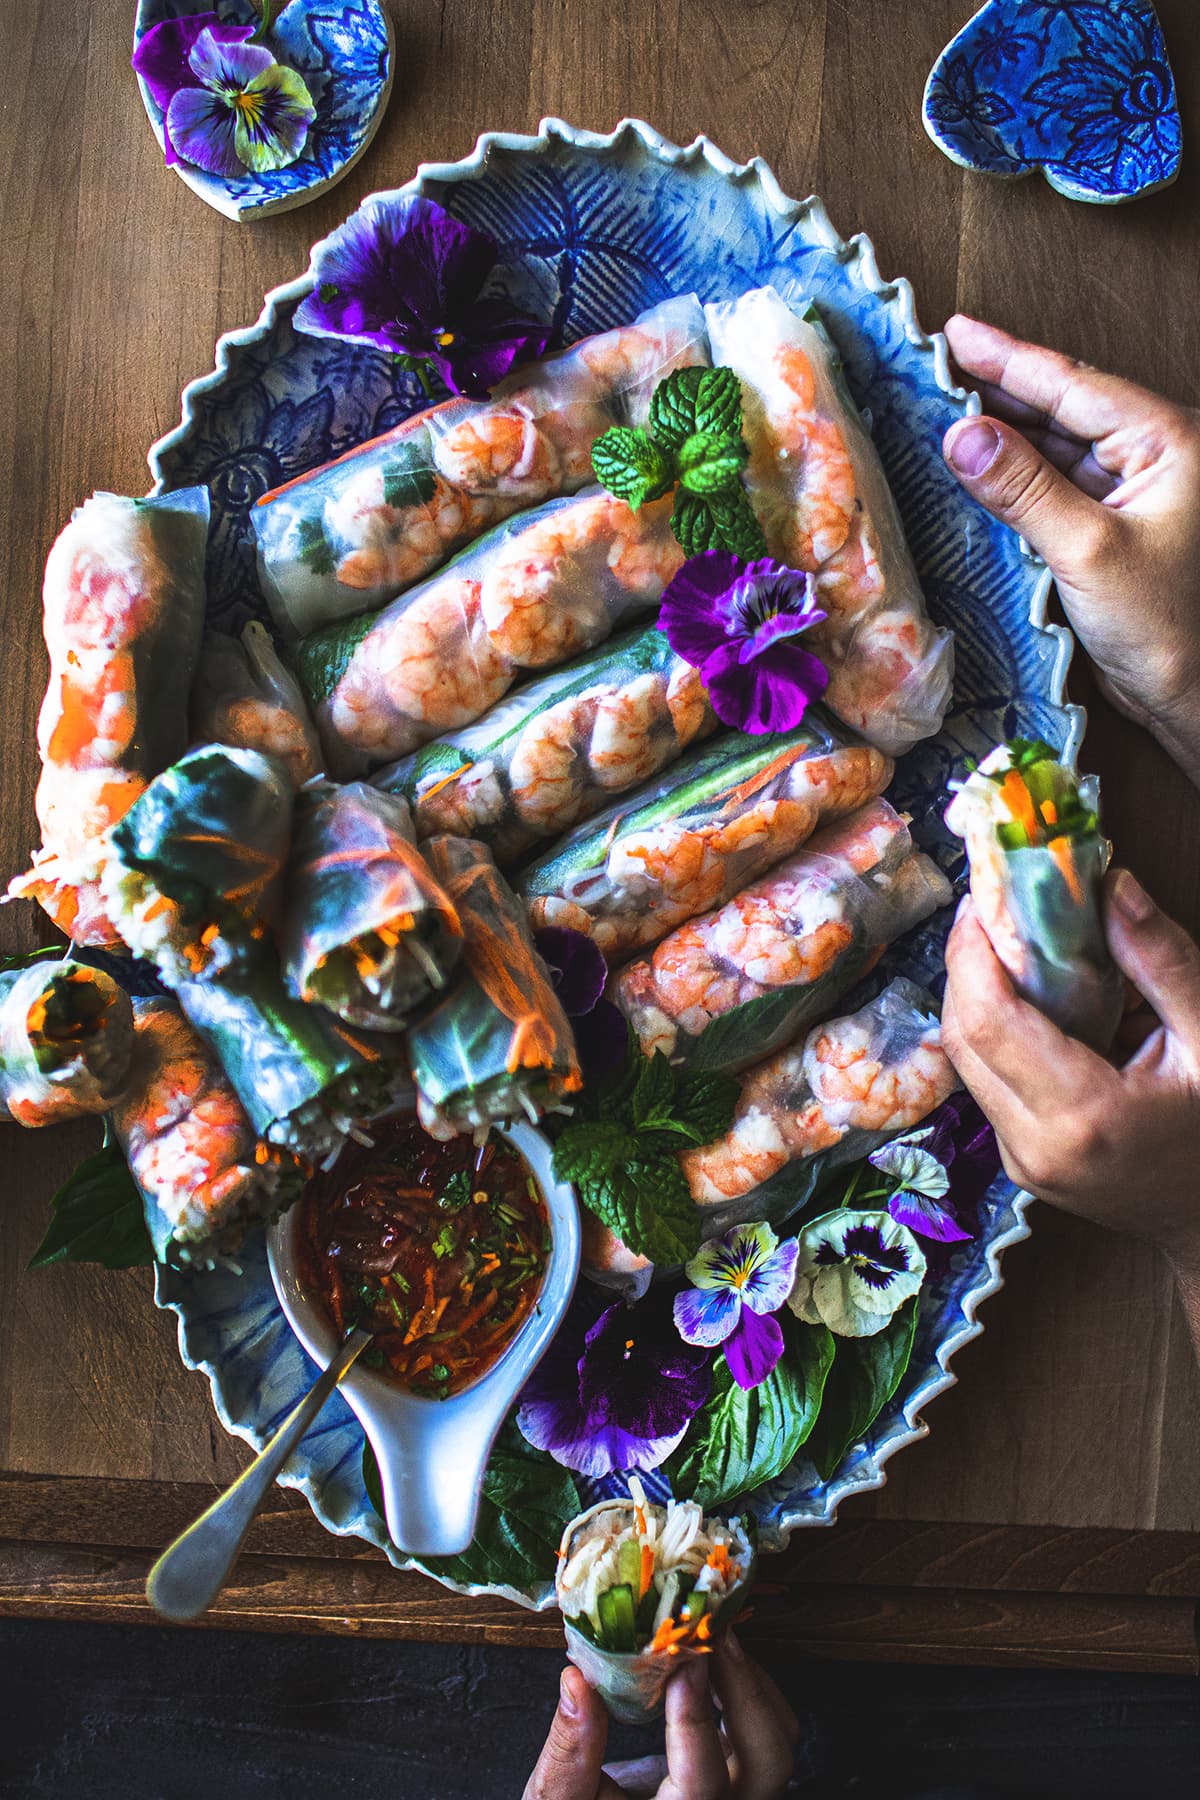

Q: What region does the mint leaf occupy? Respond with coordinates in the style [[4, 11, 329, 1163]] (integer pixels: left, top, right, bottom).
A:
[[553, 1119, 633, 1189], [629, 1049, 676, 1130], [804, 1298, 919, 1482], [648, 366, 704, 448], [694, 367, 743, 439], [672, 490, 726, 556], [674, 1069, 740, 1146], [584, 1155, 701, 1264], [708, 488, 769, 559], [677, 435, 750, 498], [591, 429, 674, 510], [666, 1318, 834, 1507], [29, 1140, 155, 1271]]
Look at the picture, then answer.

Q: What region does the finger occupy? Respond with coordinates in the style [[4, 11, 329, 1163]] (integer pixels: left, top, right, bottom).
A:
[[601, 1757, 667, 1797], [659, 1658, 729, 1800], [711, 1634, 798, 1796], [524, 1667, 615, 1800], [944, 315, 1178, 444], [943, 906, 1103, 1106], [943, 414, 1114, 574], [1105, 870, 1200, 1054]]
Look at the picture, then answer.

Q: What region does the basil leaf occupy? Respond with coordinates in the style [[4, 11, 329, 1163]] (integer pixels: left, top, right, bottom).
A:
[[804, 1298, 919, 1482], [676, 986, 827, 1078], [590, 428, 674, 510], [362, 1424, 580, 1592], [648, 366, 704, 448], [29, 1140, 155, 1271], [583, 1155, 701, 1264], [693, 367, 744, 440], [666, 1318, 834, 1508], [552, 1119, 632, 1188]]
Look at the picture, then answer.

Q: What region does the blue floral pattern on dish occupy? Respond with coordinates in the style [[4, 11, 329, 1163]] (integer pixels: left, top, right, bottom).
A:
[[148, 121, 1066, 1603], [923, 1, 1181, 203], [133, 0, 393, 221]]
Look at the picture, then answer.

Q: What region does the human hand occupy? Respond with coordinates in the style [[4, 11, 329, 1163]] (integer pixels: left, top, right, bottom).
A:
[[942, 869, 1200, 1332], [941, 316, 1200, 788], [522, 1635, 799, 1800]]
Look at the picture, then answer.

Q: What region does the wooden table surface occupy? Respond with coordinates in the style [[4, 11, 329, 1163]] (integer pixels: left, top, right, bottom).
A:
[[3, 0, 1199, 1674]]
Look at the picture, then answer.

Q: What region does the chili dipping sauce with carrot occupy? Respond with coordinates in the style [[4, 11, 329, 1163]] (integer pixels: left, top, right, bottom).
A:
[[297, 1117, 550, 1398]]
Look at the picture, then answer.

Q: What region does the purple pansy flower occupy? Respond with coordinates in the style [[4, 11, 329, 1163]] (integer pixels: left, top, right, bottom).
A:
[[133, 17, 314, 176], [658, 551, 828, 734], [673, 1221, 799, 1391], [788, 1209, 925, 1338], [292, 195, 550, 397], [516, 1289, 712, 1477], [535, 925, 627, 1083]]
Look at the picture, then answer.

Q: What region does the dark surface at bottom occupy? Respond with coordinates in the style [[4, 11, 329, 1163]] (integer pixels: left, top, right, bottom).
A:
[[2, 1620, 1199, 1798]]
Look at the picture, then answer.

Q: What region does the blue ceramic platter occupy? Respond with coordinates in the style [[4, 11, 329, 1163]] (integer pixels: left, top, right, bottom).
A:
[[923, 0, 1181, 204], [145, 119, 1070, 1606], [133, 0, 393, 222]]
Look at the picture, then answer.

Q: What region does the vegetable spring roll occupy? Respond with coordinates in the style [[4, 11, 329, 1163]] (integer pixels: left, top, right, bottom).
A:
[[111, 997, 304, 1265], [253, 295, 709, 635], [705, 288, 953, 755], [0, 957, 134, 1127], [406, 836, 581, 1138], [555, 1477, 754, 1725], [9, 489, 209, 945], [374, 624, 715, 863], [520, 715, 893, 959], [280, 780, 462, 1031], [944, 739, 1123, 1049], [176, 955, 408, 1161], [101, 745, 293, 986], [616, 800, 951, 1072], [191, 622, 322, 789], [681, 979, 958, 1235], [296, 488, 683, 777]]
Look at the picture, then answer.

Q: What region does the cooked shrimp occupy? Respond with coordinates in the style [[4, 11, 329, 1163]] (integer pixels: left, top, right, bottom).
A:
[[415, 759, 507, 838], [478, 499, 616, 667], [605, 498, 684, 592], [431, 409, 560, 497], [509, 699, 590, 830], [41, 650, 137, 768], [588, 674, 669, 790], [208, 697, 321, 789], [525, 894, 596, 938], [823, 609, 937, 737], [814, 508, 887, 624], [331, 474, 497, 593], [665, 664, 712, 745], [44, 510, 167, 651], [804, 1014, 952, 1132], [580, 1211, 653, 1283], [682, 1102, 798, 1207]]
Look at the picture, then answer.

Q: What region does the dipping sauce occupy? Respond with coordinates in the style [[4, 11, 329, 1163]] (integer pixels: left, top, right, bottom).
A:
[[297, 1116, 550, 1398]]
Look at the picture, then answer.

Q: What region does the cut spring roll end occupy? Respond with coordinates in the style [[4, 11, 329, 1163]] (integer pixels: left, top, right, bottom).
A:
[[0, 960, 135, 1127]]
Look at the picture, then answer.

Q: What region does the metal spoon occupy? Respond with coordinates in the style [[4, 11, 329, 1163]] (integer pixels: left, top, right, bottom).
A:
[[146, 1325, 373, 1622]]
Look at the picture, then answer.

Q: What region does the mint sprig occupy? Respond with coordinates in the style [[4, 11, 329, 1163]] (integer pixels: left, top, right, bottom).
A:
[[551, 1048, 739, 1262], [590, 365, 765, 556]]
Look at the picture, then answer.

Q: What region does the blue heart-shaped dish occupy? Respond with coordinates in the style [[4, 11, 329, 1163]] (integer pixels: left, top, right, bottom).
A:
[[923, 0, 1181, 204]]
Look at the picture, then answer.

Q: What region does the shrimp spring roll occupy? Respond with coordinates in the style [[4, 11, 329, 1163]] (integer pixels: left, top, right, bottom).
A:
[[681, 979, 958, 1236], [9, 488, 209, 945], [280, 781, 462, 1031], [944, 739, 1123, 1049], [175, 955, 407, 1161], [253, 295, 708, 635], [191, 622, 322, 789], [296, 488, 683, 777], [705, 288, 953, 756], [374, 624, 715, 863], [101, 745, 293, 986], [616, 800, 951, 1072], [520, 716, 893, 959], [111, 997, 304, 1265], [0, 957, 134, 1127], [555, 1478, 754, 1725], [406, 836, 581, 1138]]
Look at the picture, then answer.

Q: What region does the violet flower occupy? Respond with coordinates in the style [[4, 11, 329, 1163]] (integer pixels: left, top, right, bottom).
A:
[[133, 17, 314, 177], [535, 925, 627, 1084], [292, 195, 550, 397], [658, 551, 828, 734], [673, 1221, 799, 1390], [787, 1209, 925, 1338], [876, 1093, 1001, 1278], [516, 1288, 712, 1477]]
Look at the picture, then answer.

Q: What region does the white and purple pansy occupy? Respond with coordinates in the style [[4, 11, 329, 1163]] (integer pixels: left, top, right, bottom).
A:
[[673, 1221, 799, 1390], [868, 1130, 971, 1246], [787, 1209, 925, 1338]]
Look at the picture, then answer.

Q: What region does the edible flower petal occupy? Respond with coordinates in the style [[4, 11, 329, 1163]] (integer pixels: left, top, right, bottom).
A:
[[292, 195, 549, 397], [787, 1209, 925, 1338], [534, 925, 626, 1083], [516, 1289, 711, 1477], [674, 1221, 799, 1389], [658, 552, 828, 735], [138, 21, 314, 176], [132, 13, 256, 165]]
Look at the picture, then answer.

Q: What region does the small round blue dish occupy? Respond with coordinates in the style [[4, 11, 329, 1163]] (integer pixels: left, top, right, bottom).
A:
[[148, 118, 1070, 1605], [133, 0, 394, 222]]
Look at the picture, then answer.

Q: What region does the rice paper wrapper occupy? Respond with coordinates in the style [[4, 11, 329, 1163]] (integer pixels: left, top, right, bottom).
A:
[[191, 622, 322, 790], [407, 836, 580, 1136], [280, 780, 462, 1030], [0, 959, 134, 1126]]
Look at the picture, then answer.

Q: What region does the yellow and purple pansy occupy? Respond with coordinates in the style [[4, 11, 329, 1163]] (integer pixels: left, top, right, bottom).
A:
[[673, 1221, 800, 1390]]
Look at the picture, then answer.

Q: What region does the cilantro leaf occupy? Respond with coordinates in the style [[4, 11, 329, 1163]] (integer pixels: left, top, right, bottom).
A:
[[294, 513, 336, 577], [29, 1140, 155, 1271], [693, 367, 744, 439], [648, 366, 704, 447], [591, 429, 674, 510], [437, 1168, 473, 1211], [552, 1119, 633, 1190]]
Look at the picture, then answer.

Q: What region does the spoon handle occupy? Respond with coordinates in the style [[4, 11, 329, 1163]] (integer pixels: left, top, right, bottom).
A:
[[146, 1327, 372, 1622]]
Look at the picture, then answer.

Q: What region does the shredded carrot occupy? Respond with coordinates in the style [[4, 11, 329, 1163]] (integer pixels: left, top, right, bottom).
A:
[[1040, 798, 1058, 827], [639, 1543, 654, 1600], [1047, 834, 1084, 904], [705, 1543, 733, 1582], [718, 743, 810, 813], [1000, 769, 1039, 843]]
